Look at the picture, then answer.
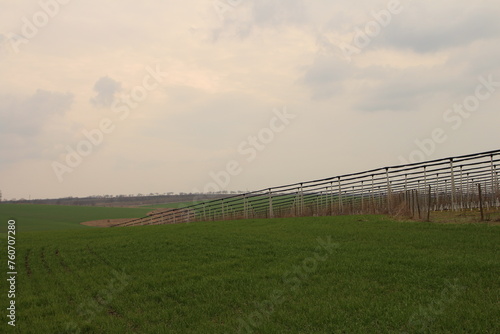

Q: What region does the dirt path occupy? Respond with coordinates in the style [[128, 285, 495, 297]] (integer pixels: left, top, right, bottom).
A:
[[80, 218, 135, 227]]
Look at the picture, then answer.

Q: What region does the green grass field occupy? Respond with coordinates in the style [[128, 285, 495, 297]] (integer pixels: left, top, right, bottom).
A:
[[1, 209, 498, 333], [0, 204, 151, 233]]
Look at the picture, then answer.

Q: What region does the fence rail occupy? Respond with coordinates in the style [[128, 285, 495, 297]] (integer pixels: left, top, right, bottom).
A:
[[112, 149, 500, 227]]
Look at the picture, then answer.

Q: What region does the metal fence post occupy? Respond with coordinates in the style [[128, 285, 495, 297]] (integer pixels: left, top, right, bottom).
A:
[[371, 175, 375, 213], [361, 181, 364, 213], [268, 188, 273, 218], [459, 166, 464, 210], [330, 182, 334, 214], [491, 155, 496, 205], [244, 195, 248, 219], [478, 184, 484, 221], [300, 183, 304, 216], [385, 168, 392, 213], [338, 177, 343, 213], [450, 158, 456, 211]]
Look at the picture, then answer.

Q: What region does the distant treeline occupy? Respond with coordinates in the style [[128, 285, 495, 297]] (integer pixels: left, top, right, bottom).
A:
[[2, 192, 244, 207]]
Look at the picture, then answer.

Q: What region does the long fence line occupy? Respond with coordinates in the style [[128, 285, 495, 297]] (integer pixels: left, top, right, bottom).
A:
[[112, 149, 500, 227]]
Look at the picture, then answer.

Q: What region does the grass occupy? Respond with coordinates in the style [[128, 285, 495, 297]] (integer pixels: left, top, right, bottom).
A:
[[0, 204, 151, 233], [1, 214, 498, 333]]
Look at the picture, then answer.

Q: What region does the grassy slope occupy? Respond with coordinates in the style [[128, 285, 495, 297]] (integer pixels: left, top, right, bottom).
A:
[[1, 215, 498, 333], [0, 204, 151, 233]]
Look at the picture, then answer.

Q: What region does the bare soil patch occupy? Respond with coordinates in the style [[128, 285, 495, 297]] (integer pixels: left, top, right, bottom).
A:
[[81, 218, 135, 227]]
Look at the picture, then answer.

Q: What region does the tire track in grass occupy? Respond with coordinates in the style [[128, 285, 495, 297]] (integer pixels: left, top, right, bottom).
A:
[[22, 246, 78, 332], [54, 246, 116, 333], [85, 244, 114, 267], [35, 247, 78, 308], [103, 304, 139, 332], [38, 244, 135, 332], [40, 247, 52, 274], [38, 245, 78, 318], [24, 248, 32, 277], [82, 244, 140, 333], [55, 248, 72, 273], [19, 248, 43, 330], [18, 247, 61, 332]]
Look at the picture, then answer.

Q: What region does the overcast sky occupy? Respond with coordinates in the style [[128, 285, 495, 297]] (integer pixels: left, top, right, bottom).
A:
[[1, 0, 499, 200]]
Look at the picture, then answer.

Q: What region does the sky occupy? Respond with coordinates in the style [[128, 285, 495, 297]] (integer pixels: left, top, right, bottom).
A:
[[0, 0, 499, 200]]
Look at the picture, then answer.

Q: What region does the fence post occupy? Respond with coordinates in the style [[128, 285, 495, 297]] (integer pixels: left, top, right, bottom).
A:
[[416, 189, 421, 219], [435, 173, 440, 210], [459, 166, 464, 210], [371, 175, 375, 213], [478, 184, 484, 221], [426, 185, 432, 222], [330, 182, 334, 215], [361, 181, 364, 213], [324, 186, 328, 216], [377, 186, 382, 211], [386, 168, 392, 214], [411, 189, 415, 217], [466, 173, 471, 210], [495, 165, 500, 207], [338, 177, 343, 214], [243, 195, 248, 219], [423, 166, 427, 190], [491, 155, 496, 206], [300, 183, 304, 216], [404, 174, 408, 204], [268, 189, 273, 218], [316, 193, 319, 215], [450, 158, 456, 211], [444, 179, 449, 210]]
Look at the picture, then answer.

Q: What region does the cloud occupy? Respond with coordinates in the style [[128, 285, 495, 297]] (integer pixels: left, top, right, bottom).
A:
[[90, 76, 122, 108], [0, 90, 73, 136], [210, 0, 308, 41], [299, 1, 500, 106], [252, 0, 308, 26], [300, 55, 352, 100], [376, 2, 500, 53], [0, 90, 73, 165]]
